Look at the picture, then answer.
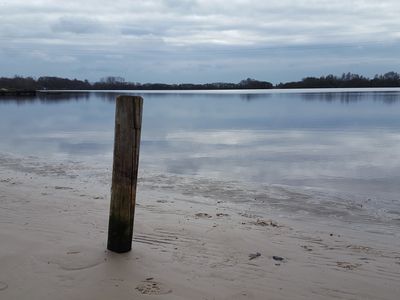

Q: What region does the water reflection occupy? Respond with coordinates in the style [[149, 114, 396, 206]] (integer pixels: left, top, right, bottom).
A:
[[2, 89, 400, 105], [300, 91, 400, 104], [1, 90, 400, 200], [0, 92, 91, 104], [239, 93, 272, 101]]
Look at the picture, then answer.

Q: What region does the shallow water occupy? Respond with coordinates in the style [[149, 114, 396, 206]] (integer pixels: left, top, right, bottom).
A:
[[1, 89, 400, 219]]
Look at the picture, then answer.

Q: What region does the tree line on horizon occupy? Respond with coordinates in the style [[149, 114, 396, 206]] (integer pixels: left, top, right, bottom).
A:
[[0, 76, 273, 91], [1, 72, 400, 91], [277, 72, 400, 89]]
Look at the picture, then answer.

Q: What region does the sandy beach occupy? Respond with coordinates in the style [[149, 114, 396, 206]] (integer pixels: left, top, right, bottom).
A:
[[0, 153, 399, 300]]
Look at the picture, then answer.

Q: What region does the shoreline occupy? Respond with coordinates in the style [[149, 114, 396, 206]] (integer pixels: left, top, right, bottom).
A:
[[2, 87, 400, 98], [0, 89, 36, 97], [1, 155, 399, 299], [33, 87, 400, 94]]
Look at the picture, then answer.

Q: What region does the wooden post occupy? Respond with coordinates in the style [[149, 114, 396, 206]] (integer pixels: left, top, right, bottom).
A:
[[107, 95, 143, 253]]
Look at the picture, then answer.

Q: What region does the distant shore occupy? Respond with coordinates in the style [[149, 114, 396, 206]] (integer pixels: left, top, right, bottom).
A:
[[1, 71, 400, 92], [0, 89, 36, 96]]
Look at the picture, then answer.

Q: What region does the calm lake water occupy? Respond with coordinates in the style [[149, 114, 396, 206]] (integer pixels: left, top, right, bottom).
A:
[[1, 89, 400, 204]]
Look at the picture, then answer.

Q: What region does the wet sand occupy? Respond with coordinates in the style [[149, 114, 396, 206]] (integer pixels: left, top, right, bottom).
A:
[[0, 155, 399, 300]]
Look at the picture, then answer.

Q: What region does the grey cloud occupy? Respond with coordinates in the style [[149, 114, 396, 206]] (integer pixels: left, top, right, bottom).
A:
[[52, 16, 104, 34], [161, 0, 198, 12], [120, 27, 155, 36]]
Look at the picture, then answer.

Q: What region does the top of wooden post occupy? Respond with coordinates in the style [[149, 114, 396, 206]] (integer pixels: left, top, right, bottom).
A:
[[116, 95, 143, 129]]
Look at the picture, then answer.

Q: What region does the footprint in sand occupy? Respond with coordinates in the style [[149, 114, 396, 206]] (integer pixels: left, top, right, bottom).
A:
[[195, 213, 212, 219], [136, 279, 172, 295], [227, 290, 255, 300], [43, 247, 105, 271], [301, 245, 313, 252], [0, 281, 8, 291], [54, 186, 73, 190], [251, 219, 280, 227], [336, 262, 361, 270], [216, 213, 229, 217]]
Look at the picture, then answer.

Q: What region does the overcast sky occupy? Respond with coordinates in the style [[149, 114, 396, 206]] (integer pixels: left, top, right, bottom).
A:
[[1, 0, 399, 83]]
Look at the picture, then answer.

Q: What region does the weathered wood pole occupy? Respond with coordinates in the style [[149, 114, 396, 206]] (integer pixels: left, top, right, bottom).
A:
[[107, 95, 143, 253]]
